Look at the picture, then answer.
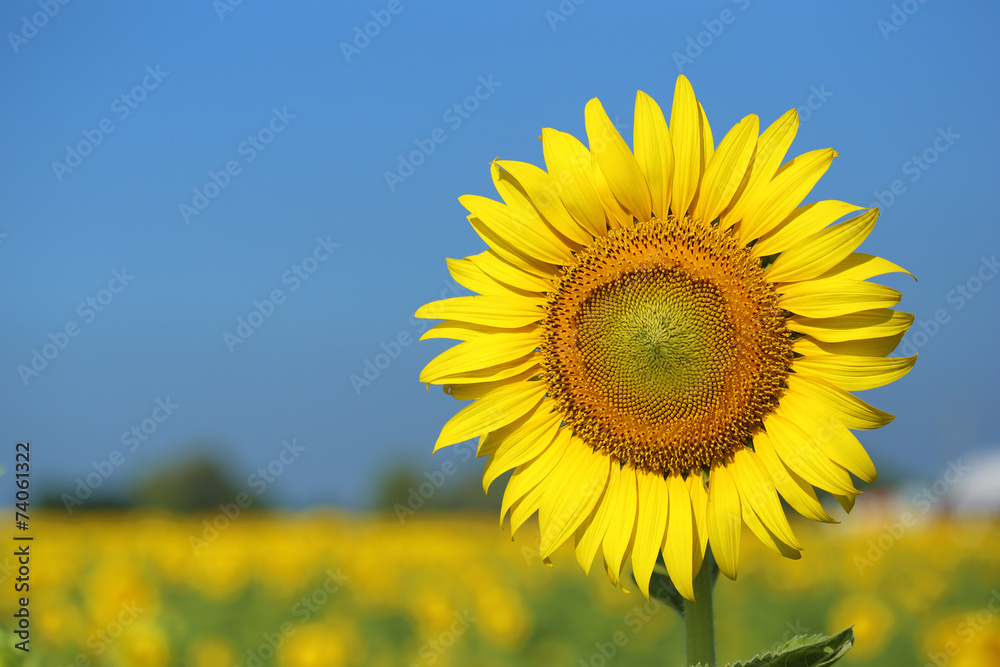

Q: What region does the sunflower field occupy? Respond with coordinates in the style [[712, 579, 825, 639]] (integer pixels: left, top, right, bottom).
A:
[[3, 510, 998, 667]]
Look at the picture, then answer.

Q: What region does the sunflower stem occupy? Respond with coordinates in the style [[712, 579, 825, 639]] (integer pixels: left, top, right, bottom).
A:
[[684, 552, 717, 666]]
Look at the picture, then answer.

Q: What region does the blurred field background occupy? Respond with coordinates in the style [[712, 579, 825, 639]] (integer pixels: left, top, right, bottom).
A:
[[3, 455, 999, 667]]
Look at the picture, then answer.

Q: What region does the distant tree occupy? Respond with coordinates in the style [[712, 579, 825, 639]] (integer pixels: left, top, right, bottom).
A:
[[134, 455, 248, 512], [373, 455, 505, 515]]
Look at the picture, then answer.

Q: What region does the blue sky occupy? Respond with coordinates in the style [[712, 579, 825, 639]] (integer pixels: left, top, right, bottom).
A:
[[1, 1, 998, 508]]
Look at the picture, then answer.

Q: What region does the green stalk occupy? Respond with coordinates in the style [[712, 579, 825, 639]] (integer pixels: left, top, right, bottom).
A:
[[684, 553, 717, 666]]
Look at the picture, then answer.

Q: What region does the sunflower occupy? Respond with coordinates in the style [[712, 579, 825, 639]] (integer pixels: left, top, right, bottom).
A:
[[415, 75, 915, 600]]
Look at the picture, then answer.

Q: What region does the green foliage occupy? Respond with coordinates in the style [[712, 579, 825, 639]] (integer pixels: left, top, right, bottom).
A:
[[134, 454, 247, 512], [728, 628, 854, 667]]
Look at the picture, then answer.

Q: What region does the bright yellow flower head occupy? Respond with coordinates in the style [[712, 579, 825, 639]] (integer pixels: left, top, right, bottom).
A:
[[416, 75, 915, 600]]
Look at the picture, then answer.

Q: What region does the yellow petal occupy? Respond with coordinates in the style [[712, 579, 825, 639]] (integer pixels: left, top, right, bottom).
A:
[[723, 109, 798, 228], [469, 250, 554, 293], [669, 75, 704, 216], [752, 430, 836, 523], [662, 473, 696, 600], [753, 200, 864, 258], [815, 252, 914, 282], [590, 159, 634, 229], [794, 332, 904, 358], [509, 479, 549, 537], [447, 257, 534, 298], [419, 332, 539, 383], [737, 148, 837, 244], [775, 394, 877, 483], [490, 161, 585, 251], [707, 464, 741, 580], [574, 462, 619, 575], [731, 448, 801, 550], [694, 114, 758, 224], [767, 209, 878, 282], [495, 160, 594, 246], [793, 354, 917, 391], [686, 473, 709, 576], [538, 436, 610, 558], [434, 381, 544, 451], [541, 128, 607, 237], [434, 356, 540, 387], [482, 402, 562, 492], [778, 279, 901, 318], [501, 431, 570, 525], [738, 489, 802, 559], [585, 98, 652, 222], [787, 308, 914, 343], [461, 194, 573, 265], [415, 295, 545, 328], [633, 91, 673, 220], [420, 320, 538, 342], [764, 413, 858, 495], [632, 470, 669, 598], [834, 493, 856, 513], [786, 373, 895, 430], [491, 160, 538, 216], [698, 100, 714, 167], [601, 465, 638, 586], [443, 366, 539, 401]]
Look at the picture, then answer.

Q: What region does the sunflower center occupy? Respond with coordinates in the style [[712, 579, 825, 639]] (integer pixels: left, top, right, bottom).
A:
[[541, 215, 793, 475], [578, 267, 733, 421]]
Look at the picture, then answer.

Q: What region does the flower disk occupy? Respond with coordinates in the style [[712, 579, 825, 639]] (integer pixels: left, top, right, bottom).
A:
[[543, 215, 793, 476]]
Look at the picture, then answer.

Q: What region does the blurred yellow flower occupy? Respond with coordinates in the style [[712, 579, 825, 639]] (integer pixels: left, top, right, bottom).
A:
[[187, 635, 238, 667], [829, 593, 894, 659], [476, 584, 530, 649], [280, 620, 358, 667], [112, 620, 170, 667]]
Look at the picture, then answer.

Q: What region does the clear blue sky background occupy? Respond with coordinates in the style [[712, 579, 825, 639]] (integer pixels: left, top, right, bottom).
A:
[[2, 1, 998, 507]]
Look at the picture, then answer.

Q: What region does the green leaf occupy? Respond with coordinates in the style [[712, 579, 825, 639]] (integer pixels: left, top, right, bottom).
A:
[[727, 627, 854, 667]]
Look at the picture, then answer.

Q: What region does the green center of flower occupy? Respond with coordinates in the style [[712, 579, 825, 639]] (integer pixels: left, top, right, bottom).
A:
[[541, 215, 794, 475], [576, 267, 734, 423]]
